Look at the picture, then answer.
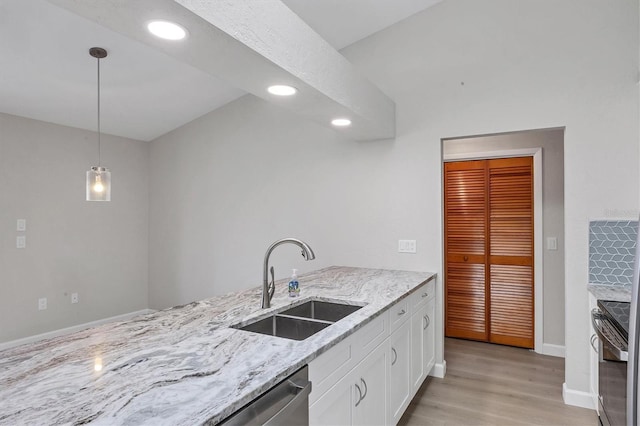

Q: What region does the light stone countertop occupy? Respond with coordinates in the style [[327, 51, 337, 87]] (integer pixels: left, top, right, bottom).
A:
[[588, 284, 632, 303], [0, 266, 435, 425]]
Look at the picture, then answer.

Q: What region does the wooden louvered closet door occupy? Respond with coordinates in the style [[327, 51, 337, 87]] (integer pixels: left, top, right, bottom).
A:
[[444, 160, 488, 342], [444, 157, 534, 349]]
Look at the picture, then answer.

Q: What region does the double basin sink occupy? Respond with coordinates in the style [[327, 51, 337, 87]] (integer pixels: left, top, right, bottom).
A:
[[231, 299, 363, 341]]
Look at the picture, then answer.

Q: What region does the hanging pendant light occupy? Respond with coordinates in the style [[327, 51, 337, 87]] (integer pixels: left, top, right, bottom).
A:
[[86, 47, 111, 202]]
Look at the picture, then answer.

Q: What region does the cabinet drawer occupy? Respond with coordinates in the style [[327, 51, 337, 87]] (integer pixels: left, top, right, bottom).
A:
[[410, 280, 435, 310], [389, 298, 410, 332], [357, 310, 389, 357]]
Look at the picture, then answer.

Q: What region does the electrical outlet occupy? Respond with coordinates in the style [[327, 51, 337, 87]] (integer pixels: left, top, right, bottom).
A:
[[71, 293, 79, 304], [16, 235, 26, 249], [398, 239, 417, 253], [38, 298, 47, 310], [17, 219, 26, 231]]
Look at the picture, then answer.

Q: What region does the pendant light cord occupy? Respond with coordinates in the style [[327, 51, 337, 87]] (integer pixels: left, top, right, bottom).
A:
[[97, 55, 101, 167]]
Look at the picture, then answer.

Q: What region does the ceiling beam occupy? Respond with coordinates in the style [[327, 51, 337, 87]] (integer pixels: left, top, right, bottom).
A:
[[47, 0, 396, 141]]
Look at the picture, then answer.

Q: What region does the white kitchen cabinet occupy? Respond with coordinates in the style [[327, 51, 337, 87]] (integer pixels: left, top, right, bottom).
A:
[[388, 317, 411, 425], [353, 341, 389, 426], [410, 288, 435, 394], [310, 340, 388, 426], [410, 303, 426, 392], [423, 297, 436, 377], [310, 278, 437, 426], [309, 370, 354, 426]]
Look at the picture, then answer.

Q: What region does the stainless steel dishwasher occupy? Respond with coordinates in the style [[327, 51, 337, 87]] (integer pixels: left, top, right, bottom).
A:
[[218, 366, 311, 426]]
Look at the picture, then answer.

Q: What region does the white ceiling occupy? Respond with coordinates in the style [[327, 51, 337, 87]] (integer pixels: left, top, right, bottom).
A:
[[0, 0, 441, 141]]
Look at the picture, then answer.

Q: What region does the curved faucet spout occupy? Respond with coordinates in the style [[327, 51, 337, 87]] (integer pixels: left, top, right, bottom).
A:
[[262, 238, 316, 309]]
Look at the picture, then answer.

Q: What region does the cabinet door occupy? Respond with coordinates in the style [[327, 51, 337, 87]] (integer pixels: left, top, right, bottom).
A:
[[309, 372, 354, 426], [423, 297, 436, 375], [410, 309, 425, 394], [389, 319, 411, 425], [353, 342, 388, 426]]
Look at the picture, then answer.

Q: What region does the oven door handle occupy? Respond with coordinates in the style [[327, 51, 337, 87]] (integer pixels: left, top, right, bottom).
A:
[[591, 309, 628, 362]]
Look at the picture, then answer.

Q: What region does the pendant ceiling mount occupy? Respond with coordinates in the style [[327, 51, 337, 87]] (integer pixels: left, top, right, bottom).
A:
[[89, 47, 107, 59]]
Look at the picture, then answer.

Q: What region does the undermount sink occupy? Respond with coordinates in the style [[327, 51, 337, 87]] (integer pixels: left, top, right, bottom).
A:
[[237, 315, 332, 341], [231, 299, 364, 341], [279, 300, 362, 322]]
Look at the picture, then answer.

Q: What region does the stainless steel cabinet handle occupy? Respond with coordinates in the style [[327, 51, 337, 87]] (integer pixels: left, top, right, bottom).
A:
[[360, 378, 368, 400], [354, 383, 363, 407], [398, 309, 406, 316], [590, 334, 599, 353], [391, 347, 398, 366], [423, 315, 430, 330]]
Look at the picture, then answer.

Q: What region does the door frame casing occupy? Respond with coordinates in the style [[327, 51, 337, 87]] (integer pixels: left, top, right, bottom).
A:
[[443, 148, 543, 354]]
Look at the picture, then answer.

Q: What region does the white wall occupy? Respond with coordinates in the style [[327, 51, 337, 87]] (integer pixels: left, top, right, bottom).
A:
[[149, 0, 638, 401], [345, 0, 639, 401], [443, 129, 565, 347], [0, 113, 149, 343], [148, 95, 427, 308]]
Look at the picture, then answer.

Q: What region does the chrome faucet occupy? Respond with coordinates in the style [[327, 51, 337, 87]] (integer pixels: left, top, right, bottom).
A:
[[262, 238, 316, 309]]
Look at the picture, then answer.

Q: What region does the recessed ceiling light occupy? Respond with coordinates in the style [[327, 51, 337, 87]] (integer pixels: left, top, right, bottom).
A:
[[331, 118, 352, 127], [147, 20, 188, 41], [267, 85, 297, 96]]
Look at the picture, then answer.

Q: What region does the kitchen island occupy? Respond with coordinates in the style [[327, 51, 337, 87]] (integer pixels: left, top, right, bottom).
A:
[[0, 266, 435, 425]]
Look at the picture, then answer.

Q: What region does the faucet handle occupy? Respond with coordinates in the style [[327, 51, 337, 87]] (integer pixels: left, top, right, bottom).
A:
[[268, 266, 276, 300]]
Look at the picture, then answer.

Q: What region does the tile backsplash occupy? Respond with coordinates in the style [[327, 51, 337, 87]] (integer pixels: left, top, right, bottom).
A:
[[589, 220, 638, 285]]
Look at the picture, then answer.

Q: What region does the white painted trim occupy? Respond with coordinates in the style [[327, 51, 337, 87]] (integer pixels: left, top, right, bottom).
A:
[[442, 148, 545, 354], [563, 382, 597, 410], [0, 309, 155, 351], [533, 149, 543, 354], [443, 148, 541, 162], [541, 343, 566, 358], [430, 361, 447, 378]]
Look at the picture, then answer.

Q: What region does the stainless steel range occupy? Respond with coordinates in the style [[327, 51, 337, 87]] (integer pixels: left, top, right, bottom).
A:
[[592, 300, 629, 426]]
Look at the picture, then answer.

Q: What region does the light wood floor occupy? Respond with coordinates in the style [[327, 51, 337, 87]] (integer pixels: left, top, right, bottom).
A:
[[398, 338, 597, 426]]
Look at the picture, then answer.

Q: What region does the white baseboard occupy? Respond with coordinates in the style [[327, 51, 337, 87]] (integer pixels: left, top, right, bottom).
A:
[[541, 343, 565, 358], [563, 383, 596, 410], [0, 309, 155, 352], [430, 361, 447, 378]]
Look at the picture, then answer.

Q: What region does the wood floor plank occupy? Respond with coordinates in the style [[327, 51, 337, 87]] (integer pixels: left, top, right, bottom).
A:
[[399, 338, 597, 426]]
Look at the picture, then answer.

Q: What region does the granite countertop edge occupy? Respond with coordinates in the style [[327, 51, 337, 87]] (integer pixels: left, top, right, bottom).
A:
[[588, 283, 632, 303]]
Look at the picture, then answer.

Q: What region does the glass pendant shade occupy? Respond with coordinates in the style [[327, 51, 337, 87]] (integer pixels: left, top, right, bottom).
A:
[[86, 166, 111, 201]]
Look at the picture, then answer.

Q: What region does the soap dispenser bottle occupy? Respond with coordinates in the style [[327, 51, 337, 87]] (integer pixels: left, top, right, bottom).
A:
[[288, 269, 299, 297]]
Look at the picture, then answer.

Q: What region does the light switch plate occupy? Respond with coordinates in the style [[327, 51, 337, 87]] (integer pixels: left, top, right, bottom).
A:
[[38, 298, 47, 310], [547, 237, 558, 251], [398, 239, 417, 253], [16, 235, 26, 249], [17, 219, 26, 231]]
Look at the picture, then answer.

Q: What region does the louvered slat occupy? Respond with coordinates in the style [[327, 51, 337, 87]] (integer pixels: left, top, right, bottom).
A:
[[446, 262, 487, 340], [490, 264, 534, 348]]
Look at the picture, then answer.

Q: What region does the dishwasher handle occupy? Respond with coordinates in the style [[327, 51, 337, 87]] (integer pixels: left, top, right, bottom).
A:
[[264, 380, 312, 426]]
